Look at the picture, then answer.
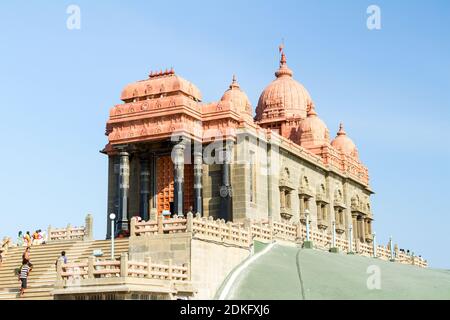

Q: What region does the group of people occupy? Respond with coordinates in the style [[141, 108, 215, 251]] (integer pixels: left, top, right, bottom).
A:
[[17, 247, 67, 298], [17, 230, 46, 247]]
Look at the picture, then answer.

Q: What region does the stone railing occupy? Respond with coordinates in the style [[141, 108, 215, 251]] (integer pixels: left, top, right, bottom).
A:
[[0, 237, 12, 259], [130, 213, 428, 268], [131, 213, 298, 248], [47, 214, 93, 242], [57, 253, 190, 283]]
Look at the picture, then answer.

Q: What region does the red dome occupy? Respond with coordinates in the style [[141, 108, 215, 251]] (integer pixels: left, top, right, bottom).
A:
[[255, 53, 311, 122], [331, 123, 359, 158]]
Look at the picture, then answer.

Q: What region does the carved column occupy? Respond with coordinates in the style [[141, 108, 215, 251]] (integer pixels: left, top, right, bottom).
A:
[[118, 151, 130, 234], [359, 215, 366, 243], [193, 150, 203, 215], [139, 158, 150, 221], [220, 142, 233, 221], [352, 214, 358, 243], [106, 155, 119, 239], [173, 142, 185, 216]]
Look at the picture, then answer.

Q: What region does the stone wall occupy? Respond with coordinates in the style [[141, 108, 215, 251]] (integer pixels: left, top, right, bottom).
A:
[[230, 128, 373, 242], [128, 232, 191, 265], [190, 238, 250, 299]]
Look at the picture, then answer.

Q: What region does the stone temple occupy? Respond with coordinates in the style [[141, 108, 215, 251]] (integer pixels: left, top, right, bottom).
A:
[[102, 49, 373, 245], [0, 49, 433, 301]]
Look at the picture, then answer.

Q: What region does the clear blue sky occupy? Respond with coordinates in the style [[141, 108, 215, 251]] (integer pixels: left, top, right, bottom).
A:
[[0, 1, 449, 268]]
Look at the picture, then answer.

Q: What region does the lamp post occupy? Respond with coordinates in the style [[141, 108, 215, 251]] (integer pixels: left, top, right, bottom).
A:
[[348, 224, 353, 254], [305, 209, 310, 242], [109, 213, 116, 260], [372, 232, 377, 258], [389, 235, 394, 261]]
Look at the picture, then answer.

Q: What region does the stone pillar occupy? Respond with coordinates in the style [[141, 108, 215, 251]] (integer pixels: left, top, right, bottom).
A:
[[352, 214, 358, 242], [106, 155, 120, 239], [220, 142, 233, 222], [359, 215, 365, 243], [139, 158, 150, 221], [149, 154, 157, 210], [193, 150, 203, 215], [173, 142, 185, 216], [118, 151, 130, 234]]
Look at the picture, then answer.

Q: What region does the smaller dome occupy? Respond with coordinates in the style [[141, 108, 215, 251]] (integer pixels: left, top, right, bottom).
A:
[[120, 68, 202, 102], [299, 103, 330, 145], [331, 123, 359, 158], [219, 75, 252, 115]]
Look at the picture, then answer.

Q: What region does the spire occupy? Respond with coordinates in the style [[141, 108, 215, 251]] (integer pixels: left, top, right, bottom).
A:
[[307, 102, 318, 117], [337, 123, 346, 136], [275, 44, 293, 78], [229, 74, 240, 89]]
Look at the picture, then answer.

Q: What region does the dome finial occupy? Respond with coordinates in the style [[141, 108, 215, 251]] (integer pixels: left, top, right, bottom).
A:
[[307, 102, 317, 117], [337, 123, 346, 136], [275, 42, 293, 78], [229, 74, 240, 89]]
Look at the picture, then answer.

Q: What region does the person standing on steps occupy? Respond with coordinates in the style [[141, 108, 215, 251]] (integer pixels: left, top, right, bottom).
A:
[[22, 247, 31, 264], [18, 260, 32, 297], [24, 231, 31, 247], [17, 231, 24, 247], [55, 251, 67, 270]]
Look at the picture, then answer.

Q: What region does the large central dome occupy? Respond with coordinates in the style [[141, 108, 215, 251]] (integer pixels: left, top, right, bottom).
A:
[[255, 52, 312, 122]]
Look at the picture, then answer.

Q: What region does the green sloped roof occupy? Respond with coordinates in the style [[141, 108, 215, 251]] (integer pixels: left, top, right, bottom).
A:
[[219, 242, 450, 300]]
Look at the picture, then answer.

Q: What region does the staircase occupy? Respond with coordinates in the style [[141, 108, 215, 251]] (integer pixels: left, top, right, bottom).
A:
[[0, 239, 129, 300]]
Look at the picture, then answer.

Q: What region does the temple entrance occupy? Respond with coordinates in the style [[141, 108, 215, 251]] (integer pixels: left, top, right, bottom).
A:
[[156, 155, 194, 215]]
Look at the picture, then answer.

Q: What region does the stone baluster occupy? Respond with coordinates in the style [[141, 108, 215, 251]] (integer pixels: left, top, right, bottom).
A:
[[184, 262, 191, 281], [157, 214, 164, 234], [227, 222, 233, 243], [167, 259, 173, 280], [130, 216, 137, 237], [146, 257, 153, 279], [56, 259, 63, 282], [186, 211, 193, 233], [267, 218, 273, 240], [88, 256, 95, 279], [47, 225, 52, 243], [66, 224, 72, 241], [120, 253, 128, 278]]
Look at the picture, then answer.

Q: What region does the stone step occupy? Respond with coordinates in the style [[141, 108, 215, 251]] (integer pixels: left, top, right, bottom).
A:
[[0, 239, 130, 300]]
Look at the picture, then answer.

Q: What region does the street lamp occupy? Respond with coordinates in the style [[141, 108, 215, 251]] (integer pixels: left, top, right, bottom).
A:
[[389, 235, 394, 261], [305, 209, 310, 242], [109, 213, 116, 260]]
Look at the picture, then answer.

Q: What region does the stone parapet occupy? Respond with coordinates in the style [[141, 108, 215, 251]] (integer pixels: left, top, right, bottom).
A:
[[47, 214, 93, 243], [129, 214, 427, 268]]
